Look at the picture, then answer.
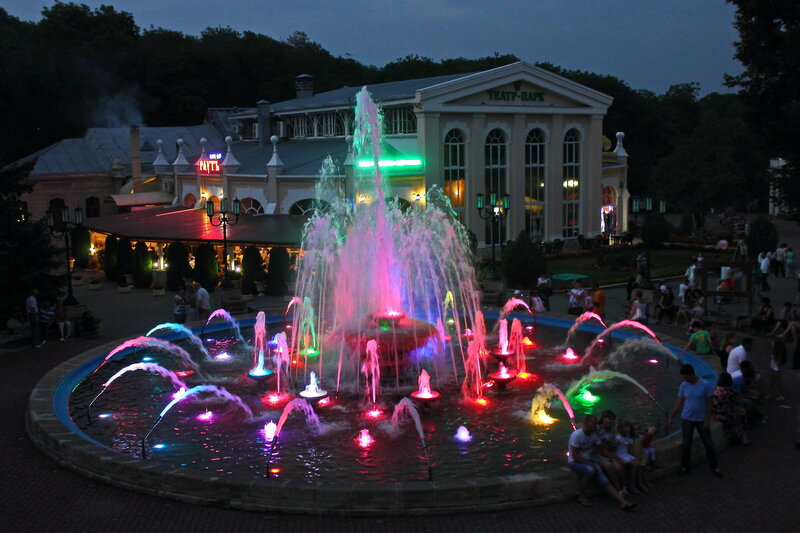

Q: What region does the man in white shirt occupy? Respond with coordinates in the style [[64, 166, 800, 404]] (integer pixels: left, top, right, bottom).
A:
[[567, 280, 585, 316], [195, 283, 211, 321], [726, 337, 752, 376], [759, 254, 770, 292], [25, 289, 40, 347]]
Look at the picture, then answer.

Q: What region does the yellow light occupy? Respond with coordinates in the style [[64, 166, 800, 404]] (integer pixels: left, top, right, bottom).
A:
[[358, 195, 367, 204], [533, 410, 557, 425], [89, 246, 97, 255]]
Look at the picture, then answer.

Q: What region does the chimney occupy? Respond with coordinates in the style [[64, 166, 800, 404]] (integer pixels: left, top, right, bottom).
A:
[[256, 100, 271, 146], [295, 74, 314, 99], [130, 125, 142, 183]]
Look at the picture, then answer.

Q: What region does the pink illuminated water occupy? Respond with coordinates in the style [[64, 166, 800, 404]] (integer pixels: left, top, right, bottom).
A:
[[454, 425, 472, 442], [91, 337, 202, 380], [146, 323, 210, 359], [411, 369, 439, 399], [275, 399, 321, 437], [206, 309, 245, 344], [102, 362, 187, 391], [499, 297, 533, 320], [357, 429, 374, 448], [362, 339, 381, 405], [263, 421, 278, 442], [580, 320, 662, 365], [273, 332, 291, 394], [565, 312, 608, 347], [497, 319, 509, 354], [157, 385, 253, 420], [252, 312, 267, 369]]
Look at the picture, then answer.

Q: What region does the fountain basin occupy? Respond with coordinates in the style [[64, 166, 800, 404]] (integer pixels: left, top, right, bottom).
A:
[[27, 314, 720, 515]]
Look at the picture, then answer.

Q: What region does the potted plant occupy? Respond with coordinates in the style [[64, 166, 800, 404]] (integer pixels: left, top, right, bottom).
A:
[[151, 283, 165, 296], [118, 280, 131, 293], [72, 274, 84, 286], [89, 278, 102, 290]]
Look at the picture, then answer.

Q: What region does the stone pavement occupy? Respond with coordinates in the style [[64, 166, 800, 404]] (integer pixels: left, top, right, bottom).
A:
[[3, 226, 800, 532]]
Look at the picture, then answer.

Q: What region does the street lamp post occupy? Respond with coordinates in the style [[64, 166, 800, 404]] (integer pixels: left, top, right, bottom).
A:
[[46, 206, 83, 306], [475, 191, 511, 263], [630, 196, 666, 290], [206, 197, 241, 277]]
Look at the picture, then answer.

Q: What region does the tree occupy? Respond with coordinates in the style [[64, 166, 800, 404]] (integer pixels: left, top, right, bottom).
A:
[[193, 243, 218, 292], [264, 247, 289, 296], [746, 217, 778, 259], [116, 237, 133, 282], [501, 231, 546, 289], [165, 241, 190, 291], [103, 235, 118, 281], [726, 0, 800, 212], [0, 159, 62, 325], [241, 246, 265, 295], [131, 241, 153, 288]]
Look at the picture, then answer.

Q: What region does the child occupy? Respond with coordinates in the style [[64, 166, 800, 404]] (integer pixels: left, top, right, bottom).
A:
[[615, 420, 646, 493], [641, 423, 659, 471], [768, 338, 787, 402]]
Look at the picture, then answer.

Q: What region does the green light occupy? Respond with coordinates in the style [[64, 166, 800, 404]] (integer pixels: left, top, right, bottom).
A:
[[576, 388, 600, 406], [305, 347, 319, 357], [446, 318, 456, 325], [357, 159, 423, 168]]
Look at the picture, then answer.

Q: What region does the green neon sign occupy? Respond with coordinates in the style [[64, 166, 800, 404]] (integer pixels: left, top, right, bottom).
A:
[[357, 159, 423, 168]]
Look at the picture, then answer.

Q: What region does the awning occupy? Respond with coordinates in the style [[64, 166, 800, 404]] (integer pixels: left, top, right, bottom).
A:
[[109, 191, 174, 207], [83, 206, 306, 246]]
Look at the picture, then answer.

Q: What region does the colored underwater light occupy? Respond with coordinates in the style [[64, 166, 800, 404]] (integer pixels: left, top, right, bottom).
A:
[[455, 426, 472, 442], [366, 408, 382, 419], [153, 444, 166, 449], [175, 370, 195, 378], [475, 397, 489, 407], [317, 397, 331, 406], [648, 359, 659, 364], [197, 410, 213, 422], [269, 467, 281, 475], [263, 421, 277, 442], [172, 386, 187, 399], [518, 371, 532, 379], [305, 347, 319, 356], [266, 393, 282, 406], [463, 328, 474, 338], [214, 352, 231, 361], [522, 337, 535, 347], [577, 389, 600, 405], [562, 348, 579, 360], [98, 413, 112, 419], [533, 410, 557, 425], [446, 318, 456, 325], [141, 356, 153, 362], [357, 429, 374, 448]]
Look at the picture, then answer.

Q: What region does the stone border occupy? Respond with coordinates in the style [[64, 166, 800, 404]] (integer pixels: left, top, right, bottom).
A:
[[26, 320, 726, 515]]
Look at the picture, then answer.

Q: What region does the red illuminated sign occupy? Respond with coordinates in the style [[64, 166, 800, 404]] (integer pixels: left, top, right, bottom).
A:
[[197, 159, 221, 173]]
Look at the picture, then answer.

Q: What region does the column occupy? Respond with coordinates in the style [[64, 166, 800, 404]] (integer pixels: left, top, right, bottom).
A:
[[467, 114, 486, 243], [545, 115, 564, 240]]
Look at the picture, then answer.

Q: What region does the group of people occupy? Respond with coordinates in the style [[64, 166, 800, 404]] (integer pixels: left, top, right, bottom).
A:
[[25, 289, 73, 347], [757, 243, 795, 292], [568, 410, 657, 509], [564, 279, 607, 318], [172, 280, 211, 324]]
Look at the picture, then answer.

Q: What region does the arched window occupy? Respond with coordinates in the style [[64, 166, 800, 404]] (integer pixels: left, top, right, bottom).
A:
[[48, 198, 66, 229], [183, 193, 197, 208], [316, 113, 345, 137], [85, 196, 100, 218], [443, 129, 466, 217], [288, 116, 311, 138], [240, 197, 265, 214], [289, 198, 331, 216], [383, 107, 417, 135], [562, 128, 581, 238], [525, 129, 546, 240], [484, 128, 507, 244]]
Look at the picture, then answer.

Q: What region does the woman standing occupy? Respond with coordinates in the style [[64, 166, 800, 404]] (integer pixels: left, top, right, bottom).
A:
[[628, 290, 648, 325]]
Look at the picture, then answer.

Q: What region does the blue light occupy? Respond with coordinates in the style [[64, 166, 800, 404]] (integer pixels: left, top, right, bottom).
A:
[[153, 444, 166, 449], [98, 413, 111, 419], [142, 356, 153, 362]]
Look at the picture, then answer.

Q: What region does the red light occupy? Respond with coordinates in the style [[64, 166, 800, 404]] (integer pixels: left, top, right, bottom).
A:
[[196, 159, 221, 173], [366, 409, 382, 419], [318, 397, 331, 406], [175, 370, 195, 377], [357, 429, 374, 448], [265, 393, 282, 406]]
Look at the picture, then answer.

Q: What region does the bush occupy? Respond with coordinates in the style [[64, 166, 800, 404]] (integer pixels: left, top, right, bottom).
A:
[[116, 238, 133, 278], [640, 213, 671, 248], [747, 217, 778, 258], [71, 227, 91, 269], [501, 231, 546, 288], [165, 242, 190, 291], [194, 243, 219, 292], [131, 241, 153, 288], [103, 235, 118, 281], [264, 247, 290, 296], [241, 246, 265, 295], [678, 213, 694, 237]]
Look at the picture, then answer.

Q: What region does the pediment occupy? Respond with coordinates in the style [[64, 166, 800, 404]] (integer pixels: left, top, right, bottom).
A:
[[444, 79, 589, 108]]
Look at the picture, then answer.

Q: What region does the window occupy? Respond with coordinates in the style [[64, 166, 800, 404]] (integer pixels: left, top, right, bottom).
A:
[[484, 128, 507, 244], [288, 116, 310, 138], [289, 198, 331, 216], [316, 113, 345, 137], [48, 198, 66, 229], [443, 129, 466, 217], [383, 107, 417, 135], [525, 129, 546, 240], [240, 197, 265, 214], [562, 128, 581, 238], [85, 196, 100, 218]]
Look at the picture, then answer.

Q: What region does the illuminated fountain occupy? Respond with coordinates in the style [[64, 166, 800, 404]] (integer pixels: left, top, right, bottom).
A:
[[410, 369, 440, 402], [487, 362, 517, 391]]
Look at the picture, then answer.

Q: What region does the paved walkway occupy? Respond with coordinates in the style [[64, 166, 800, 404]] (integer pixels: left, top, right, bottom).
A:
[[3, 224, 800, 532]]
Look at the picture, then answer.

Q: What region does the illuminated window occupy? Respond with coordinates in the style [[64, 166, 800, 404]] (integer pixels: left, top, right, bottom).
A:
[[240, 197, 264, 214], [383, 107, 417, 135], [443, 129, 466, 217], [484, 128, 507, 244], [525, 129, 546, 240], [85, 196, 100, 218], [562, 128, 581, 238]]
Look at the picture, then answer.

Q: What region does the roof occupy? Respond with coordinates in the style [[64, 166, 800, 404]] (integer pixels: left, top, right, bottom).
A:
[[270, 73, 470, 113], [83, 206, 306, 246], [109, 191, 174, 207], [23, 124, 225, 178]]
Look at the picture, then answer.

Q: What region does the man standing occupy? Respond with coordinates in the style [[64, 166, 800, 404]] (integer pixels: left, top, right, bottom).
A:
[[591, 282, 606, 319], [195, 282, 211, 321], [668, 364, 722, 476], [568, 414, 636, 509], [759, 252, 771, 292], [567, 280, 585, 316], [25, 289, 40, 347], [727, 337, 752, 376]]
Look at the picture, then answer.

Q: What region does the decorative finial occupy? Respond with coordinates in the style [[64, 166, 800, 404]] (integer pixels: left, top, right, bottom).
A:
[[613, 132, 628, 157]]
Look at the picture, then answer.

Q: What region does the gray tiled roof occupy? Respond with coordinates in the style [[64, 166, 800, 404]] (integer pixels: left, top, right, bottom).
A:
[[271, 73, 471, 114], [23, 124, 225, 177]]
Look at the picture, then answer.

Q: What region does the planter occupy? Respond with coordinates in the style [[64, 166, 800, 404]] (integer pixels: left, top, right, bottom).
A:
[[152, 288, 166, 296], [118, 286, 131, 294], [88, 282, 102, 291]]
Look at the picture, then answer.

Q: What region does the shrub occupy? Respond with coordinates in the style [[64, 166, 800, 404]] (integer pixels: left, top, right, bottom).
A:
[[241, 246, 265, 295], [264, 247, 290, 296], [640, 213, 671, 248], [165, 242, 190, 291], [131, 242, 153, 288], [103, 235, 118, 281], [194, 244, 219, 292], [116, 238, 133, 279], [501, 231, 546, 289]]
